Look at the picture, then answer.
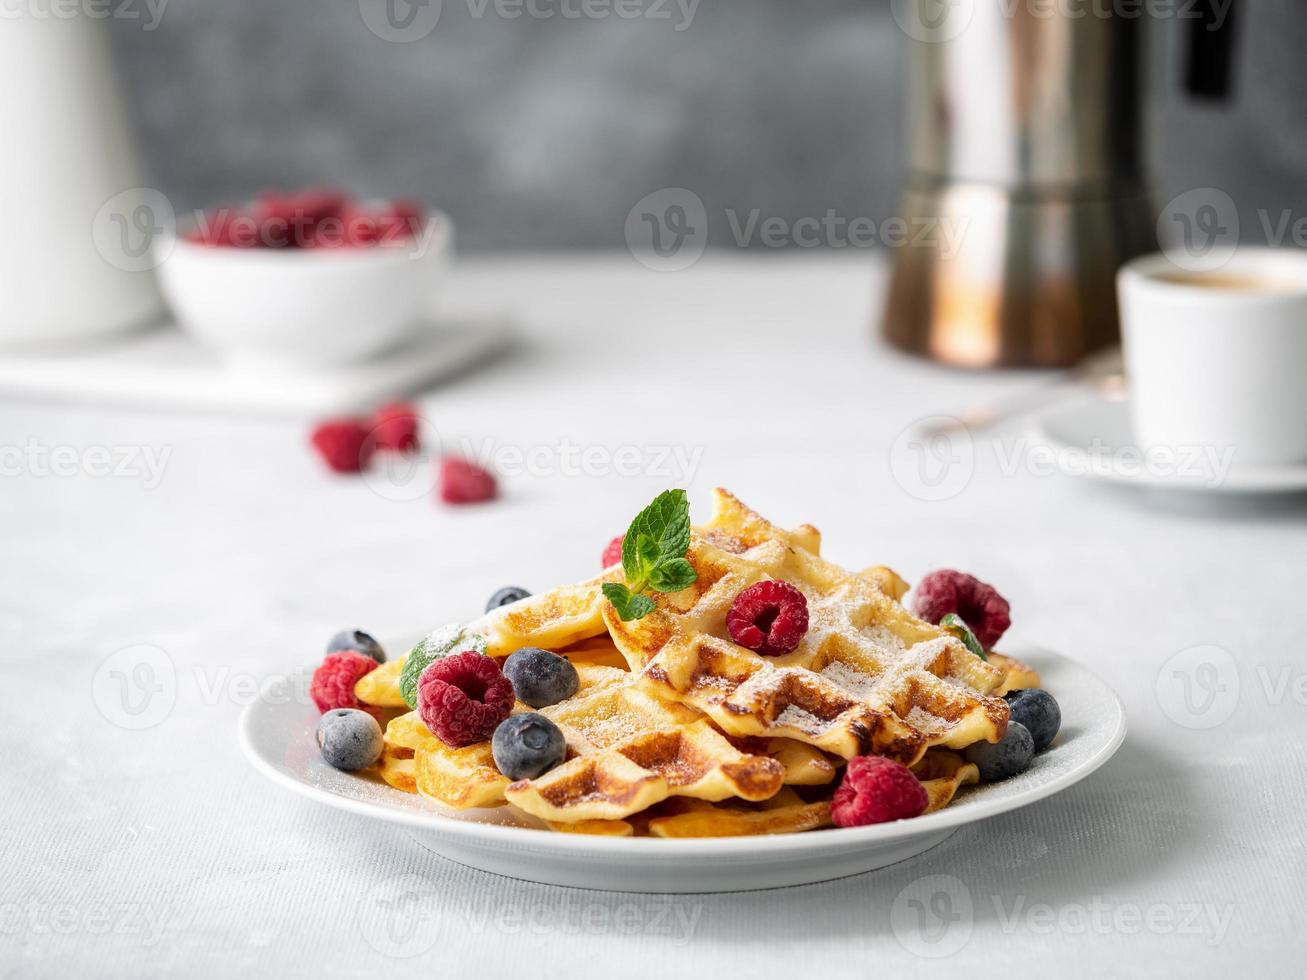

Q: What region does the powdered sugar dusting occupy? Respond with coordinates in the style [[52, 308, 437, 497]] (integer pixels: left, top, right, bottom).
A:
[[820, 660, 881, 702], [776, 703, 824, 734]]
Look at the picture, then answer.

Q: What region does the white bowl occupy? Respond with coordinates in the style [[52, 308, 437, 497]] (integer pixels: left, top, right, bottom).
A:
[[156, 212, 452, 368]]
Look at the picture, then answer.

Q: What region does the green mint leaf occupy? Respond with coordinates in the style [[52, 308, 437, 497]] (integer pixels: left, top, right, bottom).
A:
[[940, 613, 988, 661], [623, 593, 656, 621], [620, 533, 640, 583], [648, 557, 697, 594], [603, 583, 655, 622], [607, 490, 698, 621], [626, 489, 691, 571], [634, 533, 661, 578]]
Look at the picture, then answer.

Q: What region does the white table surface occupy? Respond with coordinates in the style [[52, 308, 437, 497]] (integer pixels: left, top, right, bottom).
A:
[[4, 253, 1305, 978]]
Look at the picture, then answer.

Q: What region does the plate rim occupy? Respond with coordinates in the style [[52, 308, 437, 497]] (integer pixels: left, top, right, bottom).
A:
[[239, 649, 1127, 857], [1030, 398, 1307, 492]]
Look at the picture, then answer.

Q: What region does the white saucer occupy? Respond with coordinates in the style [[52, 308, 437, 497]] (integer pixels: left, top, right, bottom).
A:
[[1031, 398, 1307, 494], [240, 649, 1124, 893]]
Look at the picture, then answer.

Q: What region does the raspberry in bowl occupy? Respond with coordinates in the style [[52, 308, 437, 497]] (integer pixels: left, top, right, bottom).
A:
[[155, 189, 452, 368]]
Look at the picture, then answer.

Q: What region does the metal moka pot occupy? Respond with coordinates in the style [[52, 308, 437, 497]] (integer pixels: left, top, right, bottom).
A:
[[882, 0, 1238, 368]]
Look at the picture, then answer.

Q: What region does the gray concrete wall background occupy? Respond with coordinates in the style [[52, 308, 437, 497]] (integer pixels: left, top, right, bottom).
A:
[[107, 0, 1306, 252]]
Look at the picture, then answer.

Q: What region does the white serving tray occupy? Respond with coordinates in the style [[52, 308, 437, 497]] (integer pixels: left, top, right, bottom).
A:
[[0, 314, 512, 417]]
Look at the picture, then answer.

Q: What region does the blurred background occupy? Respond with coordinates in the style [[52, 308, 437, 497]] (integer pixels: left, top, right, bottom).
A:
[[107, 0, 1306, 252], [6, 0, 1307, 386]]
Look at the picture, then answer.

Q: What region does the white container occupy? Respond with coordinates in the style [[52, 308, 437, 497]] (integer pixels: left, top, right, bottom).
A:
[[0, 14, 163, 346], [1118, 249, 1307, 467], [155, 215, 453, 368]]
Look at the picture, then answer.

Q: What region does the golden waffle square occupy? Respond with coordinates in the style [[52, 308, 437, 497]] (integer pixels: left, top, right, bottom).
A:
[[504, 666, 786, 823], [606, 490, 1010, 766], [470, 574, 616, 657]]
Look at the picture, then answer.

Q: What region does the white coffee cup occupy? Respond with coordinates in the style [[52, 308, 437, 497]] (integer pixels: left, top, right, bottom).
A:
[[1117, 249, 1307, 467]]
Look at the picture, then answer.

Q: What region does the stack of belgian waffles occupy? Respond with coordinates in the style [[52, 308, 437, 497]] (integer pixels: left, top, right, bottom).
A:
[[353, 490, 1038, 837]]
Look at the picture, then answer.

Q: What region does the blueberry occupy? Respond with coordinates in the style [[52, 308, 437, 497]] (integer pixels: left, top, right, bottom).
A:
[[327, 629, 385, 665], [1005, 688, 1061, 752], [965, 721, 1034, 781], [316, 709, 384, 771], [503, 647, 579, 708], [485, 587, 531, 613], [492, 713, 566, 780]]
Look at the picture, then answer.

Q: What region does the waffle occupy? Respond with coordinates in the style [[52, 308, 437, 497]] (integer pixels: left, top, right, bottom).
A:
[[504, 666, 785, 823], [373, 647, 992, 831], [355, 656, 407, 708], [353, 489, 1036, 836], [645, 789, 834, 838], [390, 665, 788, 822], [470, 574, 614, 657], [912, 749, 981, 813], [606, 489, 1010, 766], [377, 708, 427, 793], [989, 652, 1041, 695], [603, 750, 977, 838]]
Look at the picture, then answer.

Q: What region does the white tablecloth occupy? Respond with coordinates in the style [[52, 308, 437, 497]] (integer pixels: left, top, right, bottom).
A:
[[5, 254, 1304, 978]]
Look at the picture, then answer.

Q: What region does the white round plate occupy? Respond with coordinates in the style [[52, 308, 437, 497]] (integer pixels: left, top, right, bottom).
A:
[[1032, 397, 1307, 493], [240, 649, 1124, 893]]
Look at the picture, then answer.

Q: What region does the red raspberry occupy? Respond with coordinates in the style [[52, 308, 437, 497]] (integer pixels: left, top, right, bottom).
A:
[[372, 403, 420, 452], [726, 580, 809, 656], [831, 756, 928, 827], [601, 535, 624, 569], [310, 652, 379, 717], [338, 206, 382, 248], [417, 651, 515, 747], [255, 187, 347, 248], [912, 569, 1011, 649], [311, 418, 374, 474], [438, 457, 497, 504]]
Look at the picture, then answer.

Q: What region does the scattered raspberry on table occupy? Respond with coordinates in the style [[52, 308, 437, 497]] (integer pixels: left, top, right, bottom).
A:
[[310, 419, 374, 474], [438, 457, 497, 504], [372, 402, 421, 452]]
